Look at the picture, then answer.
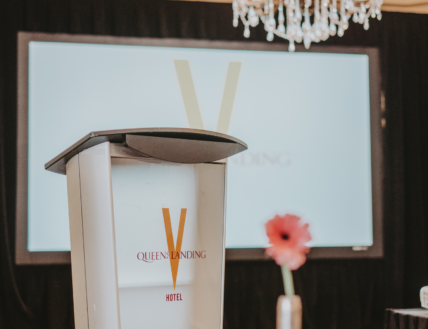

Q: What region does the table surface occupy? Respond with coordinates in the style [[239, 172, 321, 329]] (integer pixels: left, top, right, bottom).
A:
[[385, 308, 428, 329], [392, 309, 428, 318]]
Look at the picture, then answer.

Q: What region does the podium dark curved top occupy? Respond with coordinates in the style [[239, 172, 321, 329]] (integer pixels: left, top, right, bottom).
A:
[[45, 128, 248, 175]]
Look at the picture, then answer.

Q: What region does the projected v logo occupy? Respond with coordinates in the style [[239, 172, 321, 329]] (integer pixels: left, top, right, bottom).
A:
[[162, 208, 187, 290], [174, 60, 242, 134]]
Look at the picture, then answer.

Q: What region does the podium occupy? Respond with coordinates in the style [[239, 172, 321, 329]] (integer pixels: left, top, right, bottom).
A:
[[45, 128, 247, 329]]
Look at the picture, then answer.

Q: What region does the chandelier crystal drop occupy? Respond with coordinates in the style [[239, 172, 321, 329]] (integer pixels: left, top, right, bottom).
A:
[[232, 0, 383, 51]]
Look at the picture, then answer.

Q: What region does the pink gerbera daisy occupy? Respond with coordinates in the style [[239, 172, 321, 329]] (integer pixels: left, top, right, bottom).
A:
[[265, 214, 311, 270]]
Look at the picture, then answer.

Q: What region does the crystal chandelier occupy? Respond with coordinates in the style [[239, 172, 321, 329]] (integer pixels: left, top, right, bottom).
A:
[[232, 0, 383, 51]]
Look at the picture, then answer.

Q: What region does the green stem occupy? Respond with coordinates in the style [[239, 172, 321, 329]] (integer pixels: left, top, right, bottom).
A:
[[281, 264, 295, 296]]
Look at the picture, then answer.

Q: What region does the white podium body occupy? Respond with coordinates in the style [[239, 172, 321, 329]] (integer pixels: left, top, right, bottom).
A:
[[45, 128, 247, 329]]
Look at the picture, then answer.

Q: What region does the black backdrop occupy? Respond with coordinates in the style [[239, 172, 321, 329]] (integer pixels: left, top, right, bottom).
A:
[[0, 1, 427, 329]]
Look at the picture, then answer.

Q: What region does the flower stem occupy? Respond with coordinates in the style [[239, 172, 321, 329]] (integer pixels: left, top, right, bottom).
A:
[[281, 264, 295, 296]]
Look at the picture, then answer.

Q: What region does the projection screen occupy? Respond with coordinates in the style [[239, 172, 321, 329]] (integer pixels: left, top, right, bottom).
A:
[[16, 32, 383, 264]]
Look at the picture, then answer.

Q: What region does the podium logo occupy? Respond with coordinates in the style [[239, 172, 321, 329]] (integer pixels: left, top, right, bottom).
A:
[[162, 208, 187, 290], [136, 208, 207, 289]]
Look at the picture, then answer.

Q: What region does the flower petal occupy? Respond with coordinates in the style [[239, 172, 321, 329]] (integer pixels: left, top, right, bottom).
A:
[[265, 214, 311, 270]]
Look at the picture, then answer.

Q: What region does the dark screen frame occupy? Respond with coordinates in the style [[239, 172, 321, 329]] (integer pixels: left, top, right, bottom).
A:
[[16, 31, 383, 265]]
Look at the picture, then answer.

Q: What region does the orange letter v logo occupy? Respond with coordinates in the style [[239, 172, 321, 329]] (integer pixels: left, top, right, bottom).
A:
[[162, 208, 187, 290]]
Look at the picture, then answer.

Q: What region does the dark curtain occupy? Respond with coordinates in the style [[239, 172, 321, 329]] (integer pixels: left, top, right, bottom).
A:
[[0, 1, 427, 328]]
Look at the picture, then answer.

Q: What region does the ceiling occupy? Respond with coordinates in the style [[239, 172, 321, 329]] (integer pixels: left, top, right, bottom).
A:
[[178, 0, 428, 14]]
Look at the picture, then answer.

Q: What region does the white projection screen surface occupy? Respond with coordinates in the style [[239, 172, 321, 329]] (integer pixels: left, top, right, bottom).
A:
[[16, 32, 383, 264]]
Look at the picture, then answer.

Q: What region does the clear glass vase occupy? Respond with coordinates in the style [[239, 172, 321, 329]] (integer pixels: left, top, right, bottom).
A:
[[276, 295, 302, 329]]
